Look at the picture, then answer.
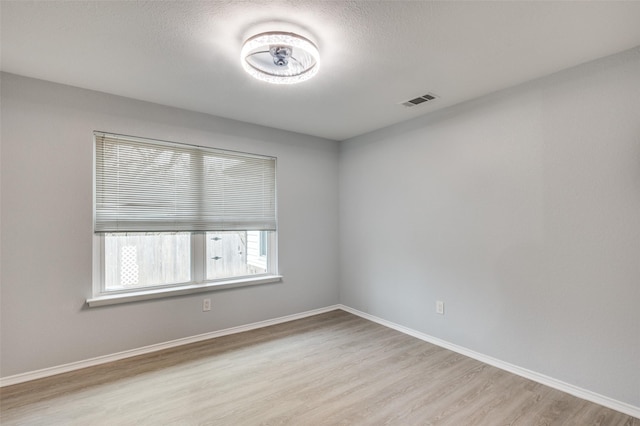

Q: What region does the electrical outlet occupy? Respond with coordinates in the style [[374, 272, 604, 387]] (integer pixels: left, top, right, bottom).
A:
[[202, 298, 211, 312], [436, 300, 444, 315]]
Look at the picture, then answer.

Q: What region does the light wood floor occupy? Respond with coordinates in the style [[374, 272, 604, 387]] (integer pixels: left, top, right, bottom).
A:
[[1, 310, 637, 425]]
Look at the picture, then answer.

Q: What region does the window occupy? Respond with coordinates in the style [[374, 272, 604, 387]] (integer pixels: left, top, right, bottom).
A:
[[89, 132, 279, 306]]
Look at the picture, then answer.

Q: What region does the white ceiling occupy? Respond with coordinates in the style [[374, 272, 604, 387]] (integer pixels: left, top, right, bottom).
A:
[[2, 1, 640, 141]]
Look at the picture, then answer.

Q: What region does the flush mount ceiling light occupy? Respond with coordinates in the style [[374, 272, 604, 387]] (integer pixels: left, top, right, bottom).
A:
[[241, 32, 320, 84]]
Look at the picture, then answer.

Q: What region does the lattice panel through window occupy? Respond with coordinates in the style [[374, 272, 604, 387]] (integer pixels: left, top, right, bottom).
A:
[[120, 246, 139, 286]]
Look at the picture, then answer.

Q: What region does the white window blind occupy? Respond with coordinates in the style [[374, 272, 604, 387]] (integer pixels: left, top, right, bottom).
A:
[[94, 132, 276, 232]]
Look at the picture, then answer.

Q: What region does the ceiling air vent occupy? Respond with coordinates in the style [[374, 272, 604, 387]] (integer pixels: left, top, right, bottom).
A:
[[401, 92, 438, 108]]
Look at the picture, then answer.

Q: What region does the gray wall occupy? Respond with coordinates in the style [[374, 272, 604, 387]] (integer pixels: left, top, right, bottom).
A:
[[339, 48, 640, 407], [0, 73, 340, 377]]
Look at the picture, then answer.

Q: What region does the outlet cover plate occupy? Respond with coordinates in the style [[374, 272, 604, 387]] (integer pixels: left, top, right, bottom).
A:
[[203, 298, 211, 312]]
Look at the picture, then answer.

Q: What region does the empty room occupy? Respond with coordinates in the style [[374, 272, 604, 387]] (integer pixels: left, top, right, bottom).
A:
[[1, 1, 639, 424]]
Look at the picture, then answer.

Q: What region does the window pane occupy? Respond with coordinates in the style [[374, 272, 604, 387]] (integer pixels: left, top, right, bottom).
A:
[[206, 231, 269, 280], [104, 233, 191, 291]]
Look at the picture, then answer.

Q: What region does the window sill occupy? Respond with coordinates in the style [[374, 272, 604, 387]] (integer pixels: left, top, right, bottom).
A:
[[86, 275, 283, 308]]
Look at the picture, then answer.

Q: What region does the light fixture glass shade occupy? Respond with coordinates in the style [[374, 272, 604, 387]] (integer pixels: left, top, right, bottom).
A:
[[241, 32, 320, 84]]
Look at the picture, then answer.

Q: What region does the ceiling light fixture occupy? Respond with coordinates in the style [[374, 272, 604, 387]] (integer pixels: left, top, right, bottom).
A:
[[241, 32, 320, 84]]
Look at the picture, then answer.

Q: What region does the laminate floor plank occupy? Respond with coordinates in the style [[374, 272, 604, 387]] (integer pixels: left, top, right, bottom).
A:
[[1, 310, 636, 425]]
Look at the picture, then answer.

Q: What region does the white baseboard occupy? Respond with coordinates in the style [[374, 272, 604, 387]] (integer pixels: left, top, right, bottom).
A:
[[2, 303, 638, 419], [0, 305, 340, 388], [338, 304, 640, 419]]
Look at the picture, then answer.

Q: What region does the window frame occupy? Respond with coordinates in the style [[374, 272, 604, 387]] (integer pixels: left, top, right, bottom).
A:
[[88, 132, 281, 307], [89, 231, 280, 307]]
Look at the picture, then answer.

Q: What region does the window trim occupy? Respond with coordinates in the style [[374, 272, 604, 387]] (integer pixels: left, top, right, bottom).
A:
[[89, 132, 281, 307], [86, 273, 283, 307]]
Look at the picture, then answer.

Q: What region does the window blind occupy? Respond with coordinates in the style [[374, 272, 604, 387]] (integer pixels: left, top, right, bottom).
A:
[[94, 132, 276, 232]]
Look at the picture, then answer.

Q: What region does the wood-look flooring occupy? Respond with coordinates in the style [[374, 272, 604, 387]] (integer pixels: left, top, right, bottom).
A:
[[1, 310, 637, 425]]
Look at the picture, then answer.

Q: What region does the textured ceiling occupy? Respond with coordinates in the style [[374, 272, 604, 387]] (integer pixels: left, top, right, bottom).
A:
[[2, 1, 640, 141]]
